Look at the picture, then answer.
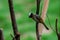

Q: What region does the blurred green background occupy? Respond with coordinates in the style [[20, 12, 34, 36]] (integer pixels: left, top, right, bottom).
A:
[[0, 0, 60, 40]]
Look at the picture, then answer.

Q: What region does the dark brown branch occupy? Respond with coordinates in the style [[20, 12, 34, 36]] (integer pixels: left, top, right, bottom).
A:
[[55, 18, 58, 35], [36, 0, 41, 40], [36, 0, 40, 14], [8, 0, 20, 40], [0, 29, 4, 40], [55, 18, 60, 40]]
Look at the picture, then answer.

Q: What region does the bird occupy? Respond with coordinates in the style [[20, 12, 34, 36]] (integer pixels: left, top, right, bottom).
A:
[[29, 13, 49, 30]]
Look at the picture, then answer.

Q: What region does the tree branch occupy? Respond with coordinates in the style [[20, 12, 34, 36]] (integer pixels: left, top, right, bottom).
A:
[[55, 18, 60, 40], [36, 0, 41, 40], [0, 29, 4, 40], [38, 0, 49, 37], [55, 18, 58, 35], [8, 0, 20, 40]]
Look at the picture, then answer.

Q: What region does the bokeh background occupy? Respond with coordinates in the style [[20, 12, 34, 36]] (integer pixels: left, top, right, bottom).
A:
[[0, 0, 60, 40]]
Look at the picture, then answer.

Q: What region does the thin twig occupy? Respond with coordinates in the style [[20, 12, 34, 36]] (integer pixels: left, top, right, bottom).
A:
[[46, 15, 55, 32], [55, 18, 60, 40], [8, 0, 20, 40], [55, 18, 58, 35], [0, 29, 4, 40]]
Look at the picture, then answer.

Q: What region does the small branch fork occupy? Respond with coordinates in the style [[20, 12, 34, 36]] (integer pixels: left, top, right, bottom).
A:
[[0, 29, 4, 40], [8, 0, 20, 40]]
